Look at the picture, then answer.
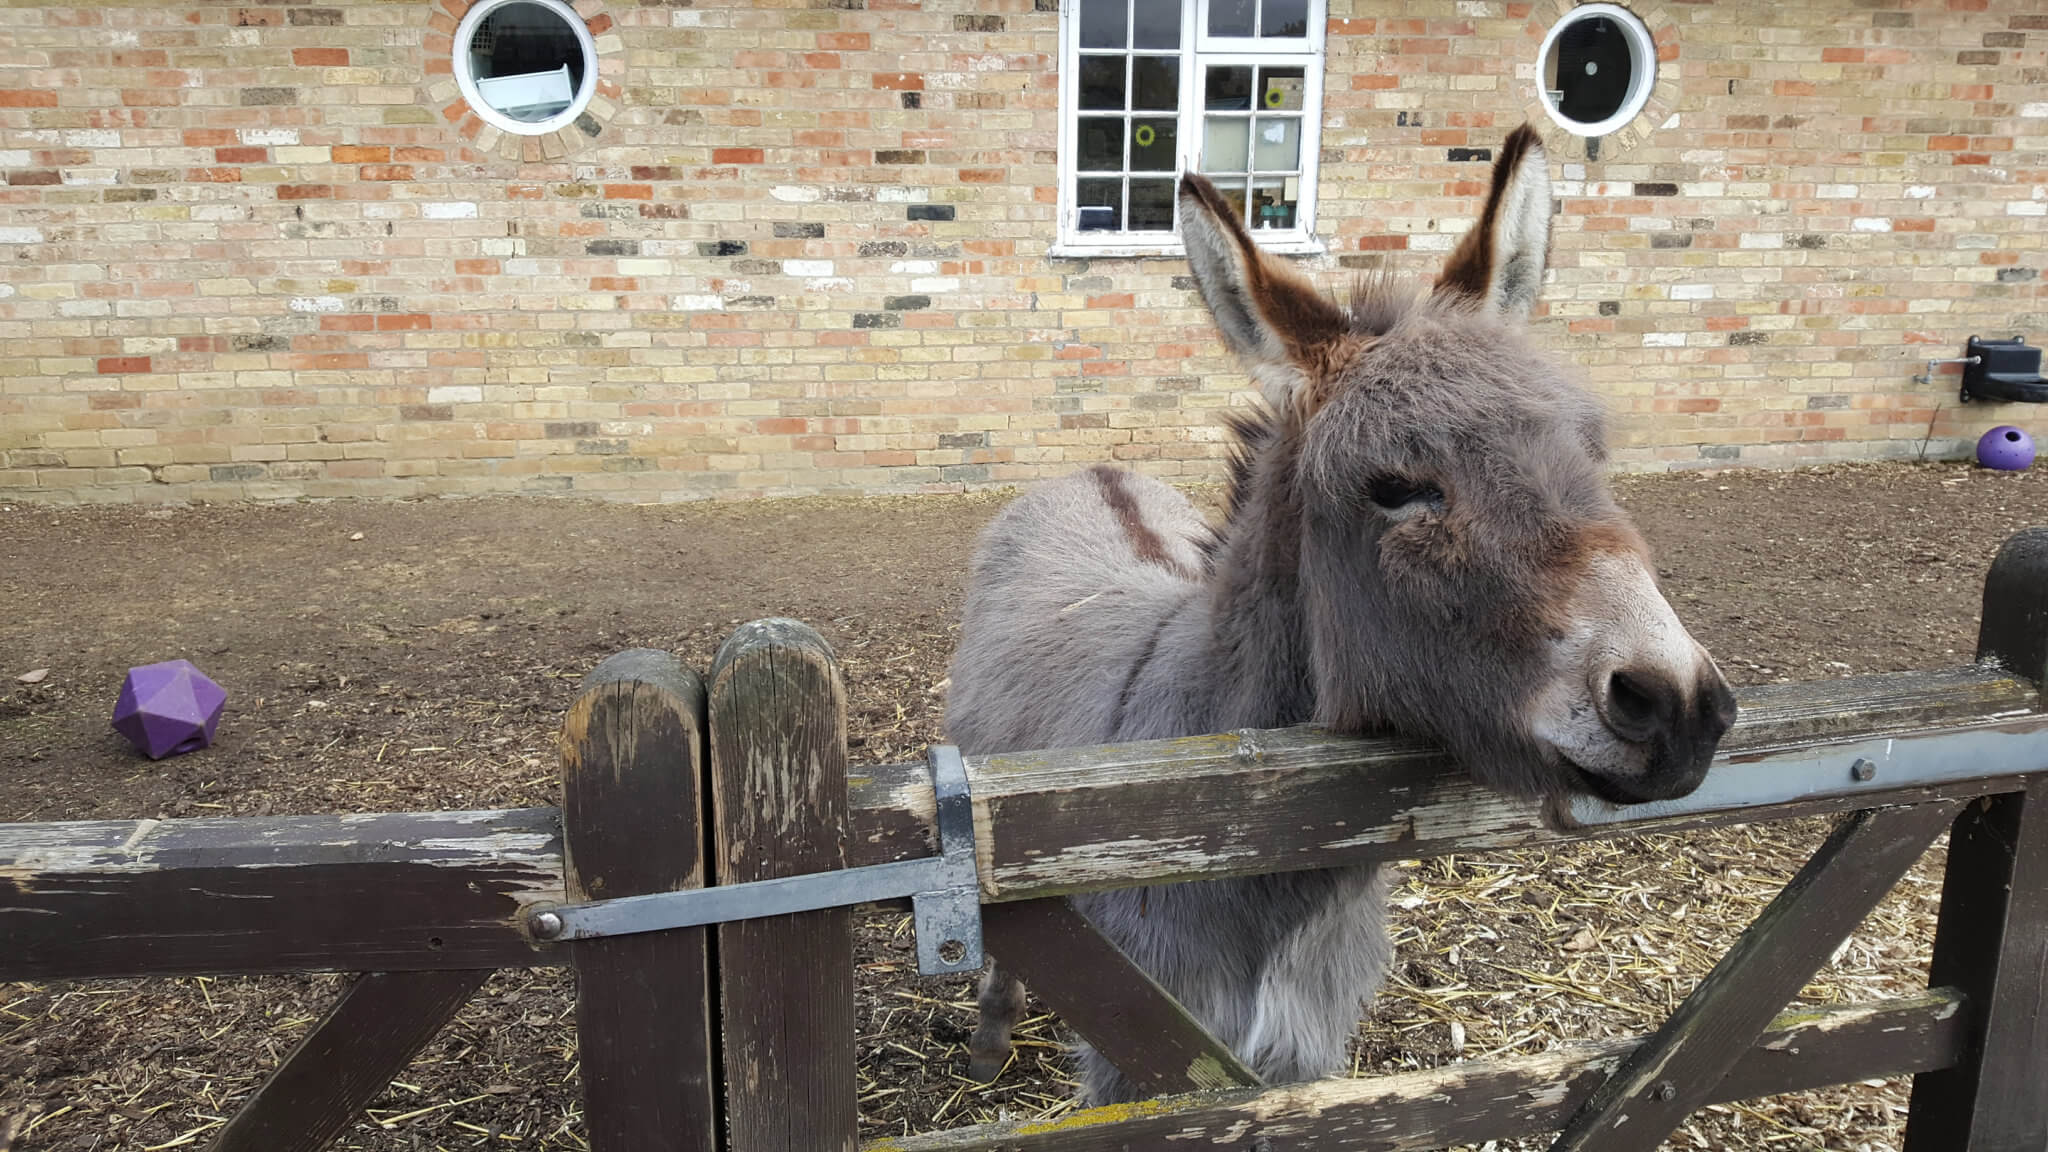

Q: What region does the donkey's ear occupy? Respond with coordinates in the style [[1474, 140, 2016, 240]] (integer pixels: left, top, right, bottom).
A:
[[1434, 124, 1553, 318], [1179, 173, 1349, 408]]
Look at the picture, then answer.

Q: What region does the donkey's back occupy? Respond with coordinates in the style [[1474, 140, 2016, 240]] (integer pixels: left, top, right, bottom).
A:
[[947, 464, 1211, 757]]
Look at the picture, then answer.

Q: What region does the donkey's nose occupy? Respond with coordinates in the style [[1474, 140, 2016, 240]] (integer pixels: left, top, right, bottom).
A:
[[1600, 663, 1736, 762]]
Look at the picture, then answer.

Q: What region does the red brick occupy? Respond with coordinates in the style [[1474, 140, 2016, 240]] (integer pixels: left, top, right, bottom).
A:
[[98, 357, 150, 375], [712, 148, 764, 164], [215, 147, 266, 164], [0, 90, 56, 107], [872, 72, 923, 90], [277, 184, 333, 200], [333, 145, 390, 163]]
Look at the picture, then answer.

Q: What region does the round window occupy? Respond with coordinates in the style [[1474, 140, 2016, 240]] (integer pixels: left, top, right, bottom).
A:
[[454, 0, 597, 136], [1536, 4, 1656, 138]]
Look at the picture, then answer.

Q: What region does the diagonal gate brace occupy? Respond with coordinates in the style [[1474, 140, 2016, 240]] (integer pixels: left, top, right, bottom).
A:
[[528, 745, 985, 977], [1548, 800, 1962, 1152]]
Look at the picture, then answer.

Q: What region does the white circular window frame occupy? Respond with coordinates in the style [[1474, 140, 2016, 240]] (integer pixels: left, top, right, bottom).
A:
[[453, 0, 599, 138], [1535, 3, 1657, 138]]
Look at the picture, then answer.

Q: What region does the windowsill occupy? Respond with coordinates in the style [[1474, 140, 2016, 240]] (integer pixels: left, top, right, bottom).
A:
[[1048, 235, 1329, 260]]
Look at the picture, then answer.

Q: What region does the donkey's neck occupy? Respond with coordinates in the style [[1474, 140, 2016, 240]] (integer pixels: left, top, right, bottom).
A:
[[1197, 414, 1317, 732]]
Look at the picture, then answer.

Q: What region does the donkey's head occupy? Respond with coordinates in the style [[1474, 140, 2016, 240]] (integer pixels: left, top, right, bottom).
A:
[[1181, 125, 1734, 804]]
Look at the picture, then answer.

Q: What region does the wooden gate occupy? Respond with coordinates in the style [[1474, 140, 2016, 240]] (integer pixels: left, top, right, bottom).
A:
[[7, 528, 2048, 1151]]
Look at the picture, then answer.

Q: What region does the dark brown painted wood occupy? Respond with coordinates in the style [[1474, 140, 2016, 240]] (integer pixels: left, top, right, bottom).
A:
[[5, 667, 2042, 982], [208, 969, 489, 1152], [1549, 801, 1962, 1152], [1905, 529, 2048, 1150], [980, 898, 1259, 1095], [1, 808, 559, 980], [560, 649, 719, 1152], [710, 620, 859, 1152], [1905, 788, 2048, 1151], [868, 990, 1968, 1152]]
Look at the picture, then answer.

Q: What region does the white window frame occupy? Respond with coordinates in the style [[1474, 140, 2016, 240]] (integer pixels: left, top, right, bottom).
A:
[[1052, 0, 1327, 258], [454, 0, 600, 138], [1535, 2, 1656, 138]]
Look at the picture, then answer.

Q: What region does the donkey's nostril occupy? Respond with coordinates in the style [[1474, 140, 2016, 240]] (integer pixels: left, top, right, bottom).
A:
[[1603, 668, 1670, 741]]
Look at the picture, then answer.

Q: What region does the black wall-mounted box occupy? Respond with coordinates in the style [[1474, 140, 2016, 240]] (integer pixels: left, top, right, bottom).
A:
[[1962, 336, 2048, 404]]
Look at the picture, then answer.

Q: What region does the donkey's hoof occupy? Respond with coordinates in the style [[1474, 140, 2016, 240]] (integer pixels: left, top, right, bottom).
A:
[[967, 1050, 1009, 1084]]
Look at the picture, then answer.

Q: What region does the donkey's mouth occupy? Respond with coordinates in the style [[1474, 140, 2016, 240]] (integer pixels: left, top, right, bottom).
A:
[[1565, 760, 1663, 807]]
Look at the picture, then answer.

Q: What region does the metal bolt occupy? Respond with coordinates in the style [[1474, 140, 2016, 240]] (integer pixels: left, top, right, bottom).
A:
[[530, 910, 564, 940], [1851, 758, 1877, 783], [1650, 1080, 1677, 1103]]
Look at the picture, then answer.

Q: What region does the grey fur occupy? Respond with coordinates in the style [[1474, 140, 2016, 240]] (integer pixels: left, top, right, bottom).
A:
[[947, 127, 1735, 1104]]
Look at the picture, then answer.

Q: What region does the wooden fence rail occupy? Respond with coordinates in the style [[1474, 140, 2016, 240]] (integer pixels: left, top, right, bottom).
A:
[[3, 527, 2047, 1152]]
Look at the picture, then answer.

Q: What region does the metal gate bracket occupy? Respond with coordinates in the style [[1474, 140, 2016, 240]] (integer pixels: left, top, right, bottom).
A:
[[527, 745, 985, 977]]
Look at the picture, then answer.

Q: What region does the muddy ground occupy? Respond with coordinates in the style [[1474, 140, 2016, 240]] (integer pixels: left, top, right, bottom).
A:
[[3, 460, 2045, 1151]]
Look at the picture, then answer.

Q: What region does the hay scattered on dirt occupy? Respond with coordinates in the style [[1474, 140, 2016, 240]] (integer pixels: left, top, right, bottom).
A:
[[5, 461, 2045, 1150]]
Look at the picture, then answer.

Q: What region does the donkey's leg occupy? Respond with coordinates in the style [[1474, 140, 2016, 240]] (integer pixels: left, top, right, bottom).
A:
[[967, 963, 1028, 1082]]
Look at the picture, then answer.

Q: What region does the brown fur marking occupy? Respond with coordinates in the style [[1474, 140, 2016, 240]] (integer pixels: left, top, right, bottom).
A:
[[1089, 464, 1197, 578]]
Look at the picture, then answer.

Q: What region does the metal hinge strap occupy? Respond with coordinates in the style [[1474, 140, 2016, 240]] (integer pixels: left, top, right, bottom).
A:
[[528, 745, 985, 977]]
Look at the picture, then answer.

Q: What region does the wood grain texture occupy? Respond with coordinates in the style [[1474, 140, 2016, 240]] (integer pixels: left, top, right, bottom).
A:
[[209, 969, 488, 1152], [560, 649, 717, 1152], [1549, 801, 1962, 1152], [4, 667, 2041, 982], [710, 620, 858, 1152], [1904, 788, 2048, 1151], [980, 898, 1260, 1095], [865, 990, 1969, 1152]]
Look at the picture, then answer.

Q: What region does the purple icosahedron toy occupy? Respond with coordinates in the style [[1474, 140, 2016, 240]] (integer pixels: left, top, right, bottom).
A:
[[112, 659, 226, 760]]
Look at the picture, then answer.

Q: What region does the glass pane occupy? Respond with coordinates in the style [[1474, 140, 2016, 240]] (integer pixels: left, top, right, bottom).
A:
[[1077, 177, 1122, 231], [1080, 0, 1126, 49], [1132, 0, 1180, 49], [1079, 55, 1126, 110], [1549, 15, 1634, 124], [1205, 175, 1249, 223], [1252, 116, 1299, 169], [1251, 178, 1299, 230], [1260, 0, 1308, 37], [1131, 117, 1176, 171], [1129, 178, 1175, 231], [1258, 65, 1304, 111], [1078, 116, 1125, 170], [1202, 116, 1249, 171], [468, 0, 588, 123], [1131, 56, 1178, 110], [1207, 0, 1254, 37], [1204, 65, 1253, 110]]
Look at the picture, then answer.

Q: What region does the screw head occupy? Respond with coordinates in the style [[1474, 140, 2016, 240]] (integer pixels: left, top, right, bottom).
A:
[[1851, 758, 1877, 783], [1650, 1080, 1677, 1103], [530, 910, 565, 940]]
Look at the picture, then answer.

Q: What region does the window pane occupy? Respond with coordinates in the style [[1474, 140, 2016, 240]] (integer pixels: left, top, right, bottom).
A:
[[1131, 117, 1176, 171], [1078, 178, 1122, 231], [1251, 177, 1299, 229], [1078, 116, 1125, 170], [1129, 178, 1175, 230], [1261, 0, 1308, 37], [1252, 116, 1299, 169], [1132, 0, 1180, 49], [1202, 116, 1249, 171], [1207, 0, 1254, 38], [1259, 65, 1304, 111], [1551, 15, 1634, 123], [1080, 0, 1126, 49], [1079, 55, 1126, 110], [1131, 56, 1178, 110], [1204, 65, 1253, 110], [1205, 175, 1249, 222]]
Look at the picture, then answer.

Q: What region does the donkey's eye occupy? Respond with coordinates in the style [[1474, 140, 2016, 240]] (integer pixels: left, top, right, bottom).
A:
[[1367, 477, 1441, 511]]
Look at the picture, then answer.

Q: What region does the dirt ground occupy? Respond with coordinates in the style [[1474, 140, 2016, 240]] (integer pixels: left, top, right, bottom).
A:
[[3, 460, 2045, 1151]]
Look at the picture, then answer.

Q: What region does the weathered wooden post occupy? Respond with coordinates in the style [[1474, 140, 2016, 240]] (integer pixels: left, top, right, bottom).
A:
[[559, 649, 718, 1152], [710, 620, 859, 1152], [1905, 529, 2048, 1150]]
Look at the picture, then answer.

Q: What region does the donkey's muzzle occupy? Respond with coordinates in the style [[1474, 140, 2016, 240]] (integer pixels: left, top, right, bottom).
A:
[[1595, 664, 1737, 802]]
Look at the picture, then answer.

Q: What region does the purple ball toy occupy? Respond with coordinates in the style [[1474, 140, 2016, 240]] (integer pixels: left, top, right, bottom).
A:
[[112, 659, 226, 759], [1978, 425, 2036, 472]]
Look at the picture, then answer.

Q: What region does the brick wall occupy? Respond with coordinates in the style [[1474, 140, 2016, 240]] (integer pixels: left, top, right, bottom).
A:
[[1, 0, 2043, 504]]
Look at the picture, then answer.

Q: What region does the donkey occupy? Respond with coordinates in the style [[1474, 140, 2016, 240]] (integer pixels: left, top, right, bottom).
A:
[[943, 125, 1737, 1104]]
